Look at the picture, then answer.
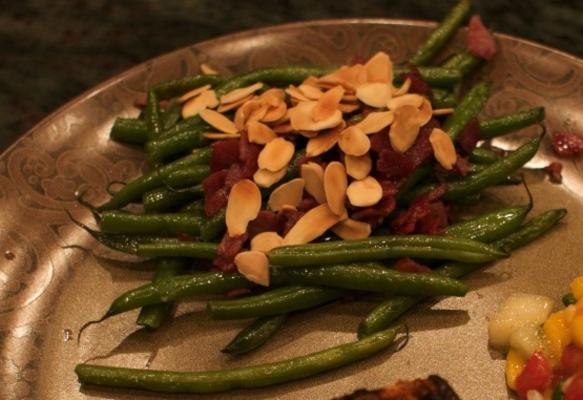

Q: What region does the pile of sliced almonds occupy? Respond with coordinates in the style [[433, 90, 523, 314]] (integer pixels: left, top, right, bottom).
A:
[[184, 56, 459, 286]]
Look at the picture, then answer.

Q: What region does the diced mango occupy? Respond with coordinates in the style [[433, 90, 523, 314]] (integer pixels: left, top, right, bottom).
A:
[[543, 310, 572, 363], [506, 349, 527, 391], [571, 276, 583, 300], [572, 314, 583, 348]]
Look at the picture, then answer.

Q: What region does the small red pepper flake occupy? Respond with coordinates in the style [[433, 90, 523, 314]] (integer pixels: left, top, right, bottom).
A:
[[544, 162, 563, 183]]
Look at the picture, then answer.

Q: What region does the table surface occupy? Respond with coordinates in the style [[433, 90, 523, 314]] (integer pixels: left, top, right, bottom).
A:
[[1, 0, 582, 151]]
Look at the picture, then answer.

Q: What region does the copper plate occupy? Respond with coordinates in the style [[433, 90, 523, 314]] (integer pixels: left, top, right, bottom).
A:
[[1, 19, 583, 400]]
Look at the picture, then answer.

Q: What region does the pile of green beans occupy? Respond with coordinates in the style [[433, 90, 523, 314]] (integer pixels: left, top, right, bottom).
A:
[[73, 0, 568, 395]]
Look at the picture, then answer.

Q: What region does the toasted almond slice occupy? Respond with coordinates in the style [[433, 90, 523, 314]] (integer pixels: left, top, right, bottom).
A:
[[226, 179, 261, 237], [261, 102, 288, 123], [429, 128, 457, 170], [200, 63, 219, 75], [389, 105, 421, 152], [250, 232, 284, 254], [253, 167, 287, 188], [217, 94, 253, 113], [356, 82, 392, 108], [272, 123, 293, 134], [346, 176, 383, 207], [282, 203, 347, 245], [235, 250, 270, 286], [302, 75, 319, 86], [285, 85, 311, 102], [356, 111, 394, 134], [247, 120, 278, 144], [299, 130, 319, 138], [220, 82, 263, 105], [248, 103, 270, 123], [342, 93, 358, 102], [234, 98, 263, 130], [299, 84, 324, 100], [338, 126, 370, 157], [181, 90, 218, 118], [257, 137, 294, 172], [312, 86, 345, 122], [301, 162, 326, 204], [289, 101, 343, 132], [178, 84, 212, 104], [345, 153, 372, 180], [306, 122, 344, 157], [364, 51, 392, 84], [331, 218, 372, 240], [318, 65, 362, 91], [338, 103, 361, 113], [416, 98, 433, 126], [387, 93, 424, 110], [433, 107, 455, 116], [324, 161, 347, 216], [392, 78, 412, 97], [200, 109, 238, 134], [260, 88, 285, 107], [268, 178, 305, 211], [203, 132, 241, 140]]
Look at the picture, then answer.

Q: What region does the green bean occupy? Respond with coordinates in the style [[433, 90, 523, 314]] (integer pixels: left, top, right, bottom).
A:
[[146, 126, 210, 162], [562, 293, 577, 306], [457, 164, 521, 185], [99, 148, 211, 211], [410, 0, 471, 65], [393, 66, 462, 87], [152, 74, 224, 99], [443, 82, 490, 140], [404, 137, 541, 202], [200, 209, 226, 241], [143, 185, 204, 213], [110, 118, 148, 145], [268, 235, 507, 267], [395, 166, 431, 204], [161, 115, 207, 137], [160, 100, 181, 131], [358, 208, 567, 337], [441, 51, 483, 76], [75, 324, 402, 394], [222, 315, 287, 356], [470, 147, 502, 164], [106, 271, 251, 317], [479, 107, 545, 139], [163, 165, 211, 189], [445, 206, 529, 243], [137, 258, 186, 329], [431, 92, 457, 109], [207, 286, 342, 320], [145, 89, 162, 140], [449, 193, 482, 205], [100, 212, 204, 236], [180, 200, 205, 215], [137, 240, 217, 259], [270, 263, 468, 297]]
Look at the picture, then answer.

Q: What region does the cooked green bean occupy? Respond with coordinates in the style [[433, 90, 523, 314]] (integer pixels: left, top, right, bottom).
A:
[[470, 147, 502, 164], [443, 82, 490, 140], [143, 185, 204, 213], [222, 314, 287, 355], [441, 51, 482, 76], [75, 324, 402, 394], [431, 88, 458, 109], [395, 166, 431, 204], [163, 165, 211, 189], [268, 235, 507, 267], [393, 66, 462, 87], [160, 100, 181, 131], [137, 240, 217, 259], [180, 199, 205, 215], [358, 208, 567, 337], [410, 0, 471, 65], [110, 118, 148, 145], [100, 212, 204, 236], [562, 293, 577, 306], [145, 89, 162, 140], [445, 206, 529, 243], [200, 209, 226, 241], [146, 126, 210, 162], [207, 286, 342, 320], [479, 107, 545, 139], [161, 115, 207, 137], [270, 263, 468, 297], [152, 74, 224, 99]]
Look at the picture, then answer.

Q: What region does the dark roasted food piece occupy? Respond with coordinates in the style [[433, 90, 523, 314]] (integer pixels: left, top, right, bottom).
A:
[[335, 375, 460, 400]]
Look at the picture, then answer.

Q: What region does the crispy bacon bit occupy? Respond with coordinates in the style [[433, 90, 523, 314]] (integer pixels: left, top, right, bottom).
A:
[[210, 138, 240, 172], [544, 162, 563, 183], [298, 194, 319, 212], [225, 288, 252, 298], [394, 258, 431, 273], [377, 149, 415, 180], [213, 233, 248, 272], [370, 129, 391, 154], [400, 64, 432, 97], [247, 210, 280, 239], [351, 181, 398, 227], [202, 170, 228, 217], [238, 130, 261, 177], [452, 155, 471, 176], [467, 15, 497, 60], [417, 201, 449, 235], [391, 184, 448, 234], [552, 132, 583, 157], [406, 118, 440, 168], [457, 119, 480, 154]]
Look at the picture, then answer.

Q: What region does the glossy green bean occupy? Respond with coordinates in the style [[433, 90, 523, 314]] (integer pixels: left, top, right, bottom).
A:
[[268, 235, 507, 267], [410, 0, 471, 65], [222, 315, 287, 355], [145, 89, 162, 140], [160, 101, 182, 131], [207, 286, 343, 320], [137, 241, 217, 259], [163, 165, 211, 189], [100, 212, 204, 236], [469, 147, 502, 164], [393, 66, 462, 87], [441, 51, 482, 75], [143, 185, 204, 213], [479, 107, 545, 139], [445, 206, 529, 243], [109, 118, 148, 145], [180, 200, 205, 215], [75, 325, 401, 394], [200, 209, 226, 241], [430, 88, 458, 109], [152, 74, 224, 99], [395, 166, 431, 204], [443, 82, 490, 140], [161, 115, 206, 137], [146, 127, 210, 163]]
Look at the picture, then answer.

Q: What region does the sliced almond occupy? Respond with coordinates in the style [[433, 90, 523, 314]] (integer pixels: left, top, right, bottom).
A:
[[272, 123, 293, 134], [389, 105, 421, 152], [312, 86, 345, 122], [220, 82, 263, 104], [345, 153, 372, 180], [392, 78, 412, 96], [364, 51, 392, 84], [253, 167, 287, 188], [217, 94, 253, 113], [324, 161, 347, 216], [203, 132, 241, 140], [299, 130, 319, 138], [289, 101, 343, 132], [257, 137, 295, 172], [298, 84, 324, 100], [282, 203, 347, 245], [305, 122, 345, 157], [318, 65, 364, 91], [226, 179, 261, 237], [338, 126, 370, 157], [234, 98, 264, 130], [178, 84, 211, 104], [301, 162, 326, 204], [302, 75, 320, 86], [247, 120, 278, 144], [331, 218, 372, 240], [356, 82, 392, 108], [260, 88, 285, 107], [346, 176, 383, 207], [200, 109, 238, 134], [248, 103, 270, 123], [235, 250, 270, 286], [416, 98, 433, 126], [342, 93, 358, 102], [356, 111, 394, 134], [285, 85, 311, 102], [200, 63, 219, 75], [181, 90, 218, 118], [268, 178, 305, 211], [250, 232, 284, 253], [433, 107, 455, 116], [261, 102, 288, 123], [338, 103, 361, 113], [429, 128, 457, 170], [387, 93, 424, 110]]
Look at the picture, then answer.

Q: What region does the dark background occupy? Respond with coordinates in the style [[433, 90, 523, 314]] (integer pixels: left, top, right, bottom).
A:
[[2, 0, 582, 150]]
